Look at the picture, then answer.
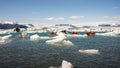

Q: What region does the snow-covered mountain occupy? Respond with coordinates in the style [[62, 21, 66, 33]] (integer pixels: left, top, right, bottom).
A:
[[0, 21, 28, 29]]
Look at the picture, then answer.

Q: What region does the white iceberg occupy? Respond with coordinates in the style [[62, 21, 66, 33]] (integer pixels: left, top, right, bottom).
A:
[[46, 32, 73, 46], [30, 34, 40, 40], [0, 37, 6, 44], [39, 36, 53, 39], [49, 60, 73, 68], [96, 32, 118, 36], [25, 31, 38, 33], [2, 34, 12, 40], [46, 38, 74, 46], [79, 49, 100, 54], [62, 40, 74, 46], [66, 34, 87, 38], [62, 60, 73, 68], [0, 35, 12, 44], [46, 38, 64, 45], [54, 32, 66, 39]]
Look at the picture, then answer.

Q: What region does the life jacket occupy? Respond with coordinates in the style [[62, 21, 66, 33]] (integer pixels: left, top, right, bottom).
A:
[[86, 32, 95, 36], [71, 32, 77, 34], [86, 32, 90, 36], [91, 32, 95, 36]]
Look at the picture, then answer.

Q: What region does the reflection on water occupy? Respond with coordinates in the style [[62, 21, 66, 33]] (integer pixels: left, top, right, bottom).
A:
[[0, 33, 120, 68]]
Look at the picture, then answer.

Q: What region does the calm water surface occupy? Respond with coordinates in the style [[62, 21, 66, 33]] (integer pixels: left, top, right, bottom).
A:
[[0, 33, 120, 68]]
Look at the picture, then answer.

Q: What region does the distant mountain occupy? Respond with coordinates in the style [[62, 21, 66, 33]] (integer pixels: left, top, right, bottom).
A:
[[112, 24, 120, 27], [0, 23, 28, 29], [98, 24, 111, 27]]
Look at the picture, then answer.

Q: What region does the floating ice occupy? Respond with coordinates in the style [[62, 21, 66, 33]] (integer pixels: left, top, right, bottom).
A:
[[49, 66, 58, 68], [46, 31, 73, 46], [46, 38, 64, 45], [25, 31, 38, 33], [30, 34, 40, 40], [0, 36, 5, 44], [96, 31, 120, 36], [62, 40, 74, 46], [0, 35, 12, 44], [0, 39, 5, 43], [62, 60, 73, 68], [66, 34, 87, 38], [79, 49, 100, 54], [54, 32, 66, 39], [49, 60, 73, 68], [39, 37, 53, 39], [46, 38, 73, 46], [2, 34, 12, 40]]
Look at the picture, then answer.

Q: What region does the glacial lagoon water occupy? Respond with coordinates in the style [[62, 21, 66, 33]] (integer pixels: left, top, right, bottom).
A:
[[0, 32, 120, 68]]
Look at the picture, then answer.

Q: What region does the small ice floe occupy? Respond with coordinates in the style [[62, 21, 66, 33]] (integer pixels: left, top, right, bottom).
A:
[[30, 34, 40, 40], [39, 36, 53, 39], [96, 31, 120, 36], [62, 60, 73, 68], [0, 36, 5, 44], [78, 49, 100, 54], [25, 31, 38, 33], [46, 38, 64, 45], [0, 40, 6, 44], [66, 34, 87, 38], [54, 32, 66, 39], [46, 38, 74, 46], [49, 60, 73, 68], [62, 40, 74, 46], [46, 31, 73, 46], [2, 34, 12, 40], [0, 35, 12, 44]]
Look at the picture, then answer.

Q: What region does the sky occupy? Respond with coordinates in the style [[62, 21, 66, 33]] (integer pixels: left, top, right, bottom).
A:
[[0, 0, 120, 25]]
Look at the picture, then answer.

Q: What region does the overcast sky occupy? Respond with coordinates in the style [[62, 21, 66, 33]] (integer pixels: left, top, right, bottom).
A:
[[0, 0, 120, 25]]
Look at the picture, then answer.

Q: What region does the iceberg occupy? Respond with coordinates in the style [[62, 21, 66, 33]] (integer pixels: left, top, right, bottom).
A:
[[79, 49, 100, 54], [30, 34, 40, 40], [54, 32, 66, 39], [96, 31, 120, 36], [46, 38, 74, 46], [66, 34, 87, 38], [62, 40, 74, 46], [62, 60, 73, 68], [39, 37, 53, 39], [46, 31, 74, 46], [49, 60, 73, 68], [46, 38, 64, 45], [2, 34, 12, 40], [0, 34, 12, 44]]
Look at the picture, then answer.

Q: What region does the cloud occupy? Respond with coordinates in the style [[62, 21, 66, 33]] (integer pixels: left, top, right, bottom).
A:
[[101, 16, 109, 19], [46, 17, 55, 20], [70, 16, 85, 19], [45, 17, 65, 21]]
